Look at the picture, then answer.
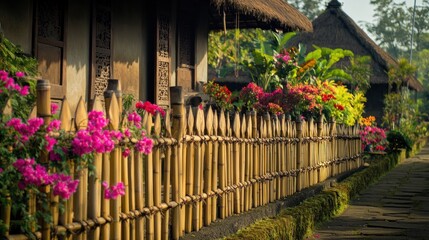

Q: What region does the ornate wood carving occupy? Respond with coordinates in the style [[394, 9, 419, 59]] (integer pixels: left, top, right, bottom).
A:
[[90, 0, 112, 100], [155, 12, 171, 106]]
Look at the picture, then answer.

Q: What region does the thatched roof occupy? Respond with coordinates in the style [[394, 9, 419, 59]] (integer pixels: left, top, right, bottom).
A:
[[288, 0, 423, 91], [209, 0, 313, 32]]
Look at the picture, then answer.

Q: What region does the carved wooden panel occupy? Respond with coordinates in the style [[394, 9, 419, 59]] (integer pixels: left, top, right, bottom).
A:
[[37, 0, 64, 41], [90, 0, 112, 100], [155, 12, 171, 106]]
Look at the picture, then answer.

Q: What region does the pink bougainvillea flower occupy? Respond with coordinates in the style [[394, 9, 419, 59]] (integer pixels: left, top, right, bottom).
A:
[[135, 137, 154, 155], [51, 103, 59, 115], [102, 181, 125, 199], [122, 148, 131, 158], [15, 71, 25, 78], [51, 173, 79, 199]]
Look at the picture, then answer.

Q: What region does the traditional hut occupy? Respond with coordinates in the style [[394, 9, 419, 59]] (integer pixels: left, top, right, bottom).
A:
[[0, 0, 311, 112], [288, 0, 423, 123]]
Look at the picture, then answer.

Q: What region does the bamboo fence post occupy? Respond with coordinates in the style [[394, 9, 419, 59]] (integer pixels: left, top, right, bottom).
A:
[[74, 97, 89, 240], [36, 80, 53, 240], [180, 108, 188, 237], [144, 112, 154, 240], [88, 97, 105, 240], [134, 149, 144, 239], [161, 110, 172, 240], [203, 107, 214, 226], [266, 114, 274, 203], [170, 86, 184, 239], [193, 107, 204, 231], [241, 113, 248, 211], [121, 140, 130, 240], [105, 93, 121, 240], [218, 110, 226, 219], [296, 118, 303, 192], [259, 116, 265, 205], [317, 118, 323, 183], [274, 115, 281, 200], [246, 112, 253, 210], [128, 147, 136, 240], [185, 107, 194, 232], [232, 112, 241, 214], [211, 110, 219, 222], [153, 113, 162, 240], [226, 111, 233, 216], [280, 115, 287, 198], [251, 112, 259, 208]]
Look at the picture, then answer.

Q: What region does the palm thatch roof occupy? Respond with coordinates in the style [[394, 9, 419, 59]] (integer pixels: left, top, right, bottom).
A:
[[288, 0, 423, 91], [209, 0, 313, 32]]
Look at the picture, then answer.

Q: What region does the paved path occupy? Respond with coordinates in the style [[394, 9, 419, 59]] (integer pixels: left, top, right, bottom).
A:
[[311, 145, 429, 240]]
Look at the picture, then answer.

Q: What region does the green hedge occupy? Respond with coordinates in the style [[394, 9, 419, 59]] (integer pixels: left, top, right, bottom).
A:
[[224, 139, 426, 240]]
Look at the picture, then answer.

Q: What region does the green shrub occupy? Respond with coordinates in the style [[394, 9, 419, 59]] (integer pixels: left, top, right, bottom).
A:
[[386, 130, 412, 152]]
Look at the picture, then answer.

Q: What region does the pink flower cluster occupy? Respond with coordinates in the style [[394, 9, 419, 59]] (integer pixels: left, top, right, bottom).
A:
[[359, 126, 387, 151], [6, 118, 44, 142], [102, 181, 125, 199], [127, 111, 142, 128], [72, 111, 120, 156], [136, 101, 166, 117], [0, 70, 29, 96], [275, 51, 292, 64], [51, 173, 79, 199], [13, 158, 79, 199], [135, 137, 154, 155], [239, 82, 264, 109]]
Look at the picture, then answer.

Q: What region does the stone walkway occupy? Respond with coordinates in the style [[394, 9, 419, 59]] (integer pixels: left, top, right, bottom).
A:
[[311, 145, 429, 240]]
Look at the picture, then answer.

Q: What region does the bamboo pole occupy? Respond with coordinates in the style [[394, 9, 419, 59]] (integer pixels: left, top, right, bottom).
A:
[[226, 111, 233, 216], [246, 112, 253, 210], [74, 97, 89, 240], [134, 150, 144, 239], [193, 107, 204, 231], [36, 80, 53, 240], [296, 118, 303, 192], [88, 97, 104, 240], [240, 114, 247, 212], [232, 112, 241, 214], [218, 110, 226, 219], [0, 193, 11, 237], [160, 111, 172, 240], [153, 113, 162, 240], [170, 87, 184, 239], [251, 112, 259, 208], [106, 93, 121, 240], [128, 148, 136, 240], [185, 107, 194, 232], [58, 98, 74, 240], [145, 113, 154, 240], [211, 110, 219, 222], [203, 107, 214, 226]]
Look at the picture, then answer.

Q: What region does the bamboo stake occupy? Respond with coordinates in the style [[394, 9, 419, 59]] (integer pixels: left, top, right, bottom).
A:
[[203, 107, 214, 226], [170, 87, 184, 239], [226, 111, 233, 216], [251, 112, 259, 208], [58, 98, 73, 240], [106, 94, 121, 240], [128, 148, 136, 240], [211, 110, 219, 222], [134, 150, 144, 239], [153, 113, 162, 240], [74, 97, 89, 240], [36, 80, 53, 240], [240, 114, 247, 212], [296, 118, 303, 192], [280, 115, 286, 198], [193, 107, 204, 230], [232, 112, 241, 214], [218, 110, 226, 219], [246, 112, 253, 209], [162, 144, 172, 240], [88, 97, 104, 240], [185, 107, 194, 232], [145, 113, 154, 240]]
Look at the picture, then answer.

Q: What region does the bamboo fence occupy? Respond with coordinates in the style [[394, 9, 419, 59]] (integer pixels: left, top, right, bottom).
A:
[[2, 81, 363, 239]]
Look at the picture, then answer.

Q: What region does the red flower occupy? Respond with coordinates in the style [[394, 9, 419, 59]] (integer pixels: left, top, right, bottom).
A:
[[334, 104, 344, 111]]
